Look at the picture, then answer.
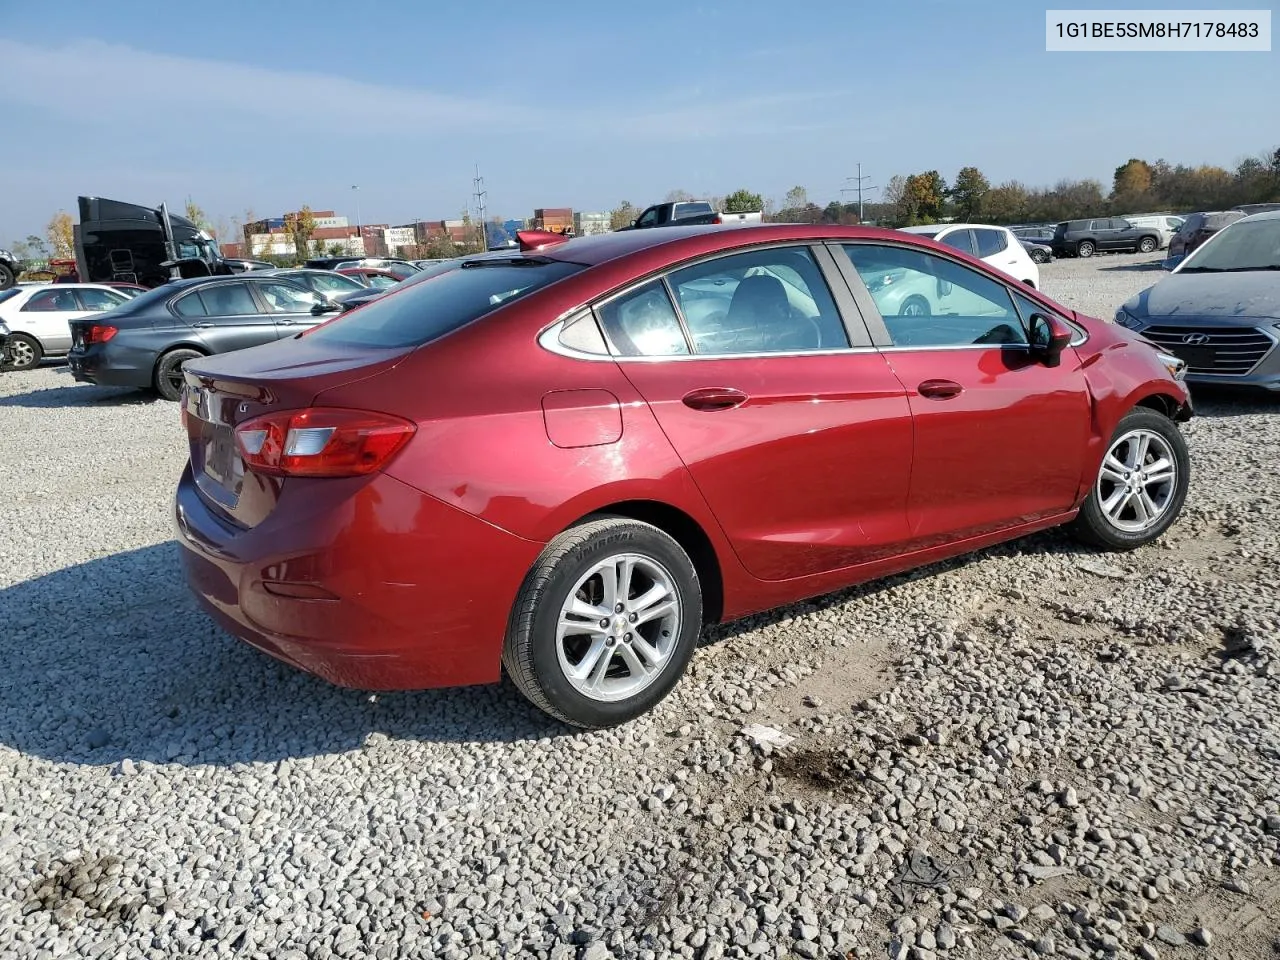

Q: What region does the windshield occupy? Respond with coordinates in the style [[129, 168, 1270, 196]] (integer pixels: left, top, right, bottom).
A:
[[306, 259, 585, 348], [911, 228, 942, 239], [1179, 218, 1280, 272]]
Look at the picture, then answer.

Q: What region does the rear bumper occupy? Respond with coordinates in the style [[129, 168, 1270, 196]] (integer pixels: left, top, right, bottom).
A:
[[67, 344, 155, 387], [174, 466, 544, 690]]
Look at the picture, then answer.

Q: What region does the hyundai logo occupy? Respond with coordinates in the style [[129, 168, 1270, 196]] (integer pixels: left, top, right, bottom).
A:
[[1182, 332, 1210, 345]]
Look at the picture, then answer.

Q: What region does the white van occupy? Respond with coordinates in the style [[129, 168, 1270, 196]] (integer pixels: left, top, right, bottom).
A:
[[1120, 215, 1185, 250]]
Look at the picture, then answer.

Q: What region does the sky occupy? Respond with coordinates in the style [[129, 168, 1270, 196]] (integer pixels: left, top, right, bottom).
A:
[[1, 0, 1276, 243]]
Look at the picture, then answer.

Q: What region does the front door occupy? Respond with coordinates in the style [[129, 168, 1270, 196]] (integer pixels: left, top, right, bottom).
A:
[[595, 244, 915, 582], [172, 280, 280, 353], [249, 279, 326, 337], [16, 287, 89, 353], [836, 241, 1091, 548]]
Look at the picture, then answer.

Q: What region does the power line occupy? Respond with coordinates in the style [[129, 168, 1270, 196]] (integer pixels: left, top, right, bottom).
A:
[[840, 163, 878, 223]]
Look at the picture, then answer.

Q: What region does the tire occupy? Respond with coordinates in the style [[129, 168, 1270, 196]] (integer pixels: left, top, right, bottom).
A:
[[1030, 249, 1049, 264], [1076, 240, 1095, 258], [153, 348, 203, 401], [900, 295, 931, 317], [0, 263, 15, 291], [503, 516, 703, 729], [4, 333, 42, 370], [1138, 236, 1157, 254], [1070, 408, 1190, 551]]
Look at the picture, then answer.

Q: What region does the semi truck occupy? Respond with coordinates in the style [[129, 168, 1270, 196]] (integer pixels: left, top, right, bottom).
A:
[[71, 196, 270, 288]]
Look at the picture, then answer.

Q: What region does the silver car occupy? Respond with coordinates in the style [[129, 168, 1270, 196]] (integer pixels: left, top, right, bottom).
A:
[[1115, 210, 1280, 391]]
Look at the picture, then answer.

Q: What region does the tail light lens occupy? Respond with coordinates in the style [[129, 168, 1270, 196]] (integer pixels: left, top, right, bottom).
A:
[[234, 407, 415, 478], [84, 324, 117, 344]]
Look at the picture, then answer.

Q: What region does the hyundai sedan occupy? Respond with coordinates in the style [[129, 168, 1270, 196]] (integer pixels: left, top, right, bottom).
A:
[[175, 224, 1193, 728]]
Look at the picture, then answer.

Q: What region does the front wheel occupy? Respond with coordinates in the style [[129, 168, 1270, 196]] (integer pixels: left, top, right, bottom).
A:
[[1070, 408, 1190, 551], [0, 263, 15, 291], [1138, 237, 1158, 254], [503, 517, 703, 728], [1029, 249, 1049, 264], [1077, 240, 1096, 258]]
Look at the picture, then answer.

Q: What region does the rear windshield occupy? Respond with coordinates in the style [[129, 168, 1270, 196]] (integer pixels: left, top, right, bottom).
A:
[[305, 258, 584, 348]]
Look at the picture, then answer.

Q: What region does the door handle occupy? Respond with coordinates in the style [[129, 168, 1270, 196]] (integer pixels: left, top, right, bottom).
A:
[[682, 387, 748, 411], [917, 379, 963, 400], [276, 319, 295, 325], [192, 322, 213, 328]]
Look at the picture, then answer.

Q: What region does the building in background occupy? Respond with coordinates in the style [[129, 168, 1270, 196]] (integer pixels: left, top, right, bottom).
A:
[[533, 207, 573, 233], [574, 212, 610, 236]]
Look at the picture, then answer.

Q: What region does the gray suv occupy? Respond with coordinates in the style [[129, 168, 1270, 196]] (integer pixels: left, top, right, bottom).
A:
[[1051, 218, 1161, 258]]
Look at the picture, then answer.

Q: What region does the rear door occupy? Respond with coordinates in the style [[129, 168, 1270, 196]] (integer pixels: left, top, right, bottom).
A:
[[249, 279, 325, 336], [973, 227, 1020, 277], [16, 287, 89, 352], [595, 243, 915, 581], [835, 240, 1091, 548], [173, 280, 280, 354]]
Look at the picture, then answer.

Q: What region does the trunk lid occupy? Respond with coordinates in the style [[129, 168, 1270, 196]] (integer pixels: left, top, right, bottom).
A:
[[181, 337, 409, 529]]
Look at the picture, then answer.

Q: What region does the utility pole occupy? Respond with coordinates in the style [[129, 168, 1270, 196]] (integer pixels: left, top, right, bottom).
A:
[[472, 165, 487, 251], [841, 163, 878, 223]]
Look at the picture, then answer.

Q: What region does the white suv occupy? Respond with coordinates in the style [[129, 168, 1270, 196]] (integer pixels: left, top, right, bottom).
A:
[[898, 224, 1040, 288]]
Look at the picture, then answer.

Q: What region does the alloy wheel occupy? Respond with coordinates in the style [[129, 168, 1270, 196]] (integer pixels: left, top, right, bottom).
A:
[[7, 338, 35, 368], [555, 553, 682, 702], [1096, 429, 1178, 533]]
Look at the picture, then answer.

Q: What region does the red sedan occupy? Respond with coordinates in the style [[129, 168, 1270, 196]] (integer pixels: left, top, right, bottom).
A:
[[175, 225, 1193, 728]]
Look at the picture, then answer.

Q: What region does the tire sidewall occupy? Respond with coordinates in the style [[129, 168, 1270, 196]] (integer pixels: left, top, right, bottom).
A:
[[1139, 237, 1156, 253], [523, 524, 702, 727], [155, 349, 202, 401], [1078, 241, 1095, 258], [900, 295, 931, 317], [6, 333, 41, 369], [1081, 409, 1190, 549], [0, 264, 15, 290]]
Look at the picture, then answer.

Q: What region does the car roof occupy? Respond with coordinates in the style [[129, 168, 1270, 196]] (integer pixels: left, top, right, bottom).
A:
[[1238, 209, 1280, 223], [899, 223, 1009, 234], [538, 223, 927, 267]]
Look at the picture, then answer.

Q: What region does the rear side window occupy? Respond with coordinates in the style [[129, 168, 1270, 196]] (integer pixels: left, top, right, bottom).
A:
[[596, 280, 689, 357], [940, 230, 976, 256], [673, 202, 714, 220], [173, 292, 207, 318], [306, 259, 584, 349], [0, 289, 23, 306], [974, 228, 1008, 257]]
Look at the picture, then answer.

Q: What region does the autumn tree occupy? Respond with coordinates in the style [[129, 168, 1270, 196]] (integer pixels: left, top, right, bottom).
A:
[[902, 171, 947, 224], [981, 181, 1030, 223], [950, 166, 990, 220], [722, 189, 764, 214], [1112, 159, 1153, 199], [284, 205, 317, 261], [609, 201, 639, 231], [46, 211, 75, 259]]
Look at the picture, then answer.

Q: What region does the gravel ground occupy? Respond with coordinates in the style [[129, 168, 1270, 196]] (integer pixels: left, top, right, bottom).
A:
[[2, 251, 1279, 960]]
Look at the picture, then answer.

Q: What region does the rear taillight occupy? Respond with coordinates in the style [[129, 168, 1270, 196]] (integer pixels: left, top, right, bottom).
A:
[[234, 407, 415, 478], [84, 324, 117, 344]]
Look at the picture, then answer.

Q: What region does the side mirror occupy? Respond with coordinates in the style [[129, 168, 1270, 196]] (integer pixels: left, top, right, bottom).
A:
[[1029, 313, 1073, 367], [310, 299, 342, 316], [937, 278, 953, 298]]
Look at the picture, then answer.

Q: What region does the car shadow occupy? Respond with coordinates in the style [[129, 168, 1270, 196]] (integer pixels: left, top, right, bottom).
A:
[[0, 381, 158, 409], [0, 544, 572, 768], [1096, 260, 1167, 273]]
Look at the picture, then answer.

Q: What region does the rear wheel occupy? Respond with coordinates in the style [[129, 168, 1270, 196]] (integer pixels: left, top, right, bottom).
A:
[[503, 517, 703, 728], [1077, 240, 1096, 258], [4, 333, 42, 370], [1138, 236, 1158, 254], [900, 295, 931, 317], [154, 348, 203, 401], [1070, 408, 1189, 551], [1029, 248, 1049, 264], [0, 263, 15, 291]]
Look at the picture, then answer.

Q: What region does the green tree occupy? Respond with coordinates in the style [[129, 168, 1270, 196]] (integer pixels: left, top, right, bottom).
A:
[[284, 205, 317, 262], [663, 189, 695, 203], [722, 189, 764, 214], [784, 185, 808, 211], [981, 182, 1029, 223], [609, 201, 639, 231], [902, 171, 947, 223], [184, 198, 211, 232], [950, 166, 990, 220]]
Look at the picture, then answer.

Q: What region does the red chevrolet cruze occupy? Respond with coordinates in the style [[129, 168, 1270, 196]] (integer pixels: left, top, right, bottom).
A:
[[175, 224, 1193, 728]]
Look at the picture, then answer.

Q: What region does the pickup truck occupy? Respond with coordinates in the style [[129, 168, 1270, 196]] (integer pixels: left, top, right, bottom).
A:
[[624, 201, 763, 230]]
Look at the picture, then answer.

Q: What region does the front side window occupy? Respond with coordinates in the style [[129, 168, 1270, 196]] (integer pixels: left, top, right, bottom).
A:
[[254, 280, 320, 313], [635, 208, 658, 228], [307, 272, 364, 295], [841, 243, 1027, 348], [666, 246, 849, 355], [595, 280, 689, 357]]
